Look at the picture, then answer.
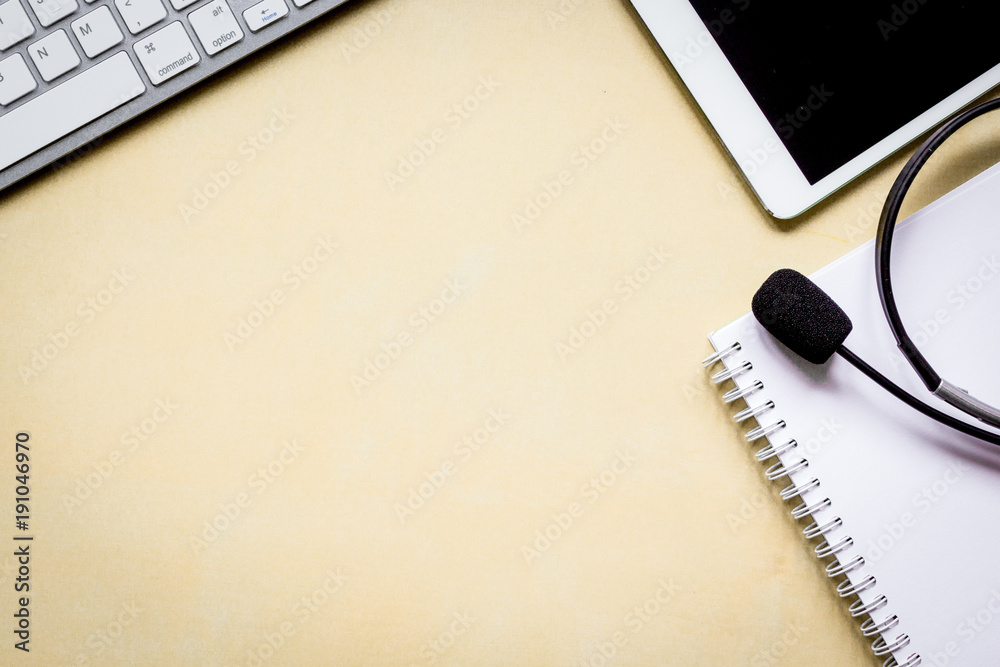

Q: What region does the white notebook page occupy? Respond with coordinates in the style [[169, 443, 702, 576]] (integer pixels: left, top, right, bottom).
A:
[[709, 162, 1000, 666]]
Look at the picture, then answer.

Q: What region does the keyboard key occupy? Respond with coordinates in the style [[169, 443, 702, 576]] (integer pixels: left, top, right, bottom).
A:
[[133, 21, 198, 85], [0, 52, 35, 104], [188, 0, 242, 56], [291, 0, 314, 6], [242, 0, 286, 33], [0, 52, 144, 170], [26, 0, 77, 28], [0, 0, 35, 51], [114, 0, 165, 35], [72, 6, 123, 58], [28, 29, 79, 81], [168, 0, 196, 11]]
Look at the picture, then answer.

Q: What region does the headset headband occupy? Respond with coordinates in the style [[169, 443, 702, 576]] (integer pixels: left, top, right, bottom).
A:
[[875, 96, 1000, 428]]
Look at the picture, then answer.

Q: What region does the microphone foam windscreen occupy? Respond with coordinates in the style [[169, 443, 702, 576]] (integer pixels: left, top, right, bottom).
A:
[[751, 269, 854, 364]]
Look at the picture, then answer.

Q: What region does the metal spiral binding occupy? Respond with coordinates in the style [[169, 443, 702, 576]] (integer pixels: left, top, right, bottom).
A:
[[803, 516, 841, 539], [837, 575, 876, 597], [724, 380, 763, 404], [702, 342, 741, 367], [706, 339, 920, 667], [791, 497, 831, 519], [756, 439, 797, 461], [734, 401, 775, 423], [764, 458, 808, 480], [862, 615, 900, 637], [780, 477, 819, 500], [873, 635, 912, 657], [826, 555, 864, 577], [850, 595, 888, 617], [746, 420, 786, 442], [712, 360, 752, 384], [815, 535, 853, 558]]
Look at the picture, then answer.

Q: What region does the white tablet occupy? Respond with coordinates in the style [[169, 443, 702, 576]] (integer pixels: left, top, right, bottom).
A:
[[630, 1, 1000, 218]]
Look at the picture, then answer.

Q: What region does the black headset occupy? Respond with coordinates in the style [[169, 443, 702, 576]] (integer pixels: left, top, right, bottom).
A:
[[876, 96, 1000, 431], [753, 96, 1000, 446]]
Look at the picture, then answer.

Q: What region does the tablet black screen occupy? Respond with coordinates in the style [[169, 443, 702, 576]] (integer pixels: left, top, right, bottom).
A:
[[688, 1, 1000, 183]]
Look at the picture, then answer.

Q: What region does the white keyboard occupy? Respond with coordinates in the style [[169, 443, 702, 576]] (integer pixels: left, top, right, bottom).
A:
[[0, 0, 352, 192]]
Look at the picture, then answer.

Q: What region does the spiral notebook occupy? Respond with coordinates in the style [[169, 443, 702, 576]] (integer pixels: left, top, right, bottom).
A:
[[706, 162, 1000, 667]]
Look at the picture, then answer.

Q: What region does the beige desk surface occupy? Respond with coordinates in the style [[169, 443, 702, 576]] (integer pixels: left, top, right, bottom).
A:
[[3, 0, 1000, 664]]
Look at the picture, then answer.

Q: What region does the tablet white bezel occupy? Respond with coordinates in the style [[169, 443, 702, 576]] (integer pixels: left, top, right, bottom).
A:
[[630, 0, 1000, 218]]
